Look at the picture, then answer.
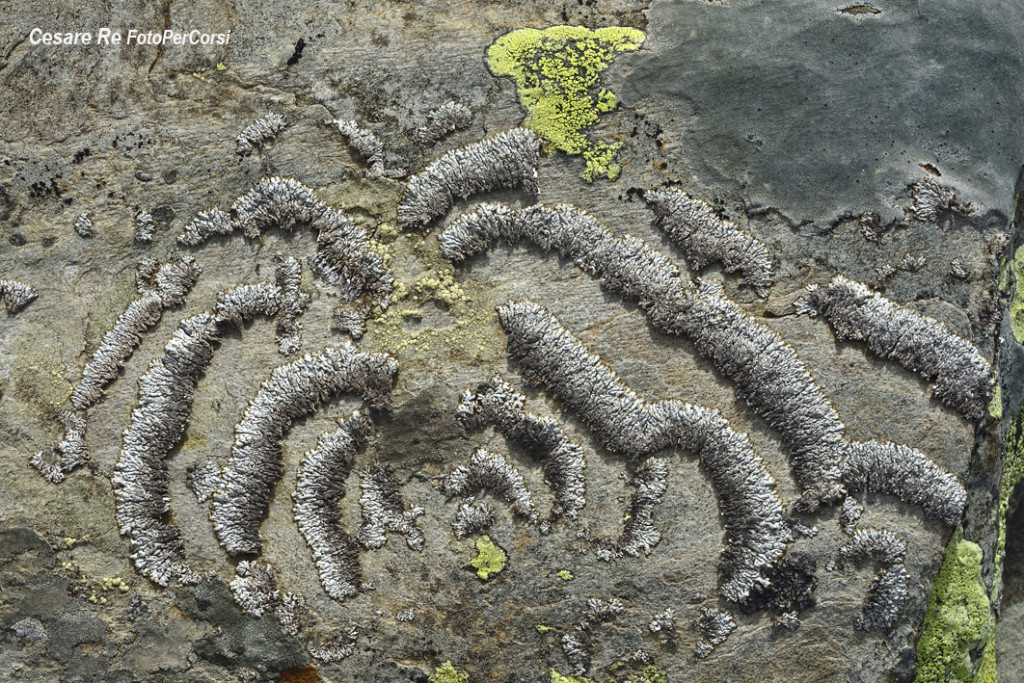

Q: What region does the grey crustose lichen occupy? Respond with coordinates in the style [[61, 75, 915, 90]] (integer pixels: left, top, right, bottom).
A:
[[397, 127, 541, 229], [330, 119, 395, 179], [416, 101, 472, 145], [292, 412, 370, 601], [442, 447, 538, 528], [211, 346, 399, 556], [178, 176, 393, 335], [29, 411, 88, 484], [497, 299, 793, 603], [695, 607, 737, 659], [134, 209, 155, 242], [457, 376, 586, 530], [113, 280, 303, 586], [800, 275, 994, 420], [910, 177, 973, 222], [0, 279, 37, 314], [646, 187, 773, 297], [561, 597, 624, 675], [442, 203, 966, 523], [73, 212, 93, 237], [236, 114, 286, 156], [829, 528, 909, 630], [358, 462, 426, 551]]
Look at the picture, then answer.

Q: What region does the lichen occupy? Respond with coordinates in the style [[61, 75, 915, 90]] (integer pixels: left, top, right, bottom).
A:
[[550, 671, 592, 683], [913, 529, 993, 682], [1009, 244, 1024, 343], [557, 569, 573, 581], [627, 666, 669, 683], [470, 534, 507, 580], [486, 26, 646, 181], [429, 661, 469, 683], [536, 625, 553, 634], [988, 384, 1002, 421]]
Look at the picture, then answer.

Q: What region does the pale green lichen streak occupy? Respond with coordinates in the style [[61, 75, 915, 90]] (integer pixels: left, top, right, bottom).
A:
[[1008, 244, 1024, 343], [913, 529, 994, 682], [486, 26, 646, 182]]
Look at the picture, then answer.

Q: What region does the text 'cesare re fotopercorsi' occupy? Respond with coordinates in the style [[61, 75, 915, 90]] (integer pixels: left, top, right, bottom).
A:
[[28, 28, 231, 46]]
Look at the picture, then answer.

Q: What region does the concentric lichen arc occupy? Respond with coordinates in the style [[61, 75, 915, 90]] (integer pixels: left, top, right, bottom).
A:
[[486, 25, 646, 181]]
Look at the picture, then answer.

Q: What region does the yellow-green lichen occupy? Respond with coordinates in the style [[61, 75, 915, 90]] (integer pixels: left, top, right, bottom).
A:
[[429, 661, 469, 683], [627, 666, 669, 683], [1008, 245, 1024, 343], [913, 529, 994, 682], [486, 26, 646, 182], [556, 569, 573, 581], [535, 624, 553, 634], [550, 670, 592, 683], [470, 535, 507, 580], [989, 384, 1002, 421]]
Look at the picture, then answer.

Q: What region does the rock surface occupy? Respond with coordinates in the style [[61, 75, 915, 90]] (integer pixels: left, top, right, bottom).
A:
[[0, 1, 1021, 681]]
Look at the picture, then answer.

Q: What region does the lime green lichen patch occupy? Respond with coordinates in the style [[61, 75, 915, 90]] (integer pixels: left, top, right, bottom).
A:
[[429, 661, 469, 683], [550, 670, 592, 683], [914, 529, 994, 682], [536, 624, 553, 634], [486, 26, 646, 182], [470, 535, 507, 580], [988, 384, 1002, 421], [627, 666, 669, 683], [1007, 245, 1024, 343], [556, 569, 573, 581]]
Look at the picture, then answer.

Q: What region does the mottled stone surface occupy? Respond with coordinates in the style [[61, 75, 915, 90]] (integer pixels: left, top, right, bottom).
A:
[[0, 0, 1020, 681]]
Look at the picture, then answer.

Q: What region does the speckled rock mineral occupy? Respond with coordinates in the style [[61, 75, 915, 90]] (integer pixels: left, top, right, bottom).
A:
[[2, 1, 1023, 681]]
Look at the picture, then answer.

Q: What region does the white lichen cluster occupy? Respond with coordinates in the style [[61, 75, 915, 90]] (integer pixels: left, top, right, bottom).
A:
[[647, 607, 677, 645], [236, 114, 286, 156], [451, 501, 495, 539], [910, 178, 973, 222], [179, 176, 393, 334], [0, 279, 37, 314], [74, 212, 93, 237], [802, 275, 993, 419], [331, 119, 393, 179], [358, 462, 426, 550], [416, 101, 472, 144], [561, 598, 624, 675], [830, 528, 909, 630], [185, 460, 220, 503], [839, 496, 864, 534], [497, 300, 793, 603], [292, 413, 369, 601], [456, 376, 586, 530], [307, 626, 359, 662], [229, 560, 281, 618], [646, 187, 773, 296], [29, 411, 88, 484], [72, 258, 201, 410], [441, 203, 847, 512], [695, 607, 736, 659], [398, 127, 541, 229], [212, 346, 399, 556], [134, 209, 155, 242], [442, 448, 537, 531]]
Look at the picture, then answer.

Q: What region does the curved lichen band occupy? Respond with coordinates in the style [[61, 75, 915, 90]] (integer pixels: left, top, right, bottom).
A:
[[212, 346, 398, 556], [497, 299, 792, 603]]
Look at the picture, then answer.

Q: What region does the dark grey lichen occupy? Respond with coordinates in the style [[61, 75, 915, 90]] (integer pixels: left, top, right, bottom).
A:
[[646, 187, 773, 296], [695, 607, 736, 659], [829, 528, 909, 630], [456, 377, 586, 530], [212, 346, 399, 556], [843, 441, 965, 527], [561, 597, 624, 675], [497, 300, 792, 603], [331, 119, 392, 179], [293, 413, 370, 601], [229, 560, 282, 618], [178, 177, 393, 332], [29, 411, 88, 483], [358, 462, 425, 550], [72, 257, 201, 411], [134, 209, 155, 242], [839, 496, 864, 534], [0, 279, 37, 314], [185, 460, 220, 503], [647, 607, 678, 645], [910, 177, 973, 222], [443, 448, 537, 525], [416, 101, 473, 145], [801, 275, 994, 420], [273, 255, 310, 354], [397, 127, 541, 229], [113, 281, 300, 586], [442, 203, 848, 511], [451, 501, 497, 538], [596, 457, 668, 562], [237, 114, 286, 156]]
